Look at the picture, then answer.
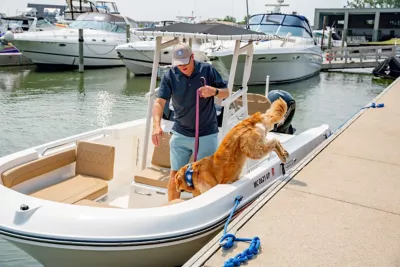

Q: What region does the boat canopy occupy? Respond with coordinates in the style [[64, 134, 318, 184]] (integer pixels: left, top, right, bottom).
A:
[[132, 22, 296, 42]]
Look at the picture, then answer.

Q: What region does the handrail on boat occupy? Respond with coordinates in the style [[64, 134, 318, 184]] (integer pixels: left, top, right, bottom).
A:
[[41, 133, 107, 156]]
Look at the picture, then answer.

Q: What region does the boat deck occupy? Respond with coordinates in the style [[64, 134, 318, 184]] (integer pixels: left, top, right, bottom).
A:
[[184, 77, 400, 266]]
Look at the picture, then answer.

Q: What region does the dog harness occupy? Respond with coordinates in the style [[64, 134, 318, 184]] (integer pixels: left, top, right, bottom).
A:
[[184, 164, 194, 188]]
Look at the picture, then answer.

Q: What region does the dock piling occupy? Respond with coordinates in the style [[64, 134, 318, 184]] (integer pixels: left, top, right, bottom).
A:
[[78, 28, 84, 73]]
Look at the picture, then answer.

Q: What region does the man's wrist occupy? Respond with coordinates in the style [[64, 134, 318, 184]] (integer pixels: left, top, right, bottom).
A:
[[214, 87, 219, 96]]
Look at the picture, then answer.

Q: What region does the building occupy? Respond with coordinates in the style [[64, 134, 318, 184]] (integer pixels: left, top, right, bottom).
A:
[[314, 8, 400, 43]]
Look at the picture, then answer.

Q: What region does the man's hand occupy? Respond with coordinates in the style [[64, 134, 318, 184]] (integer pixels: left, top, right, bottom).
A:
[[152, 125, 163, 147], [198, 85, 217, 98]]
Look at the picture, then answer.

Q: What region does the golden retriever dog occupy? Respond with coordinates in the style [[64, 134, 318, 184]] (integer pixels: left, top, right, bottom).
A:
[[173, 97, 289, 197]]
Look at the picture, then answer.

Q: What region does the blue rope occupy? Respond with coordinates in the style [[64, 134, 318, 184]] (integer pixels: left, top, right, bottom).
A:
[[326, 102, 384, 139], [220, 196, 261, 267]]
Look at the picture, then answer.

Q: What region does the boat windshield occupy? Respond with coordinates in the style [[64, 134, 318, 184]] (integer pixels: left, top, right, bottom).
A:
[[0, 17, 53, 33], [248, 14, 313, 38], [68, 13, 138, 33]]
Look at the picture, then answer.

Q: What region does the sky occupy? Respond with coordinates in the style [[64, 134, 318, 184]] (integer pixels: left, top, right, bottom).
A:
[[0, 0, 348, 26]]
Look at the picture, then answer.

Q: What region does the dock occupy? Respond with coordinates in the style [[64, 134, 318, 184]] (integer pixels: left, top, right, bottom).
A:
[[184, 77, 400, 267], [321, 45, 397, 71]]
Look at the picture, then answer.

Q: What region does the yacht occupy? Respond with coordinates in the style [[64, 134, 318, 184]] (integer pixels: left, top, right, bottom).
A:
[[0, 16, 56, 66], [115, 18, 240, 76], [205, 3, 323, 85], [4, 12, 141, 69]]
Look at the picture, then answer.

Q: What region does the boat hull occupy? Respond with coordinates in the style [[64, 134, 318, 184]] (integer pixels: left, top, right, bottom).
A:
[[210, 48, 323, 85], [0, 117, 330, 267], [116, 42, 208, 75], [10, 29, 128, 69], [14, 41, 124, 69], [3, 231, 220, 267]]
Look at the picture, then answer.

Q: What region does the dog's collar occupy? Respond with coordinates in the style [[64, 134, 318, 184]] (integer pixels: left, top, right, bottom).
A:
[[184, 164, 194, 188]]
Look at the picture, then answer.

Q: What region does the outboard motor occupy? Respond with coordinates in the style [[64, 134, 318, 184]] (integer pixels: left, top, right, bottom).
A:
[[267, 90, 296, 134]]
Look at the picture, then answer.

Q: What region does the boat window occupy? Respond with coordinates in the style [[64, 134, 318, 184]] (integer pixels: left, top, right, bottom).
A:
[[69, 20, 118, 32], [282, 15, 304, 27], [249, 24, 280, 35], [248, 14, 264, 25], [248, 13, 314, 38], [2, 20, 26, 32], [36, 19, 54, 28], [277, 26, 310, 38], [262, 14, 284, 25]]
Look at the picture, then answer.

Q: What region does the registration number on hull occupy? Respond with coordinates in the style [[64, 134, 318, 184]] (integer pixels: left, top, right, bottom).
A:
[[253, 172, 271, 188]]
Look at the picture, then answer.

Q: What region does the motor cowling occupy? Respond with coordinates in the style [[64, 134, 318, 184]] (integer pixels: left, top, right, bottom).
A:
[[267, 90, 296, 134]]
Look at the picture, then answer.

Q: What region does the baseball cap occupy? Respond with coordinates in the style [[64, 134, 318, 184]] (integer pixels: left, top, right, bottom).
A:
[[172, 42, 193, 66]]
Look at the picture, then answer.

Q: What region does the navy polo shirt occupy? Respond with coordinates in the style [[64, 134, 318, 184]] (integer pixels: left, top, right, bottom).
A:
[[157, 60, 228, 137]]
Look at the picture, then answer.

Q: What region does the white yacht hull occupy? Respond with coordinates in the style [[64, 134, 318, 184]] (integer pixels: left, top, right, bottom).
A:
[[116, 43, 167, 75], [209, 47, 323, 85], [116, 41, 208, 75], [10, 29, 129, 68]]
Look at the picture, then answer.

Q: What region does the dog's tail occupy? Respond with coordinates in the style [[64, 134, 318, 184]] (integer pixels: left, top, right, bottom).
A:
[[264, 97, 288, 125]]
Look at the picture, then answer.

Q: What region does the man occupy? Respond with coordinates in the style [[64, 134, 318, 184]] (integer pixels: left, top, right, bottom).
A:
[[152, 42, 229, 201]]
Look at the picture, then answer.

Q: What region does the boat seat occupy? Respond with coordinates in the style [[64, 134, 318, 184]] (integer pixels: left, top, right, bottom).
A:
[[1, 149, 77, 188], [74, 199, 121, 209], [133, 132, 193, 188], [30, 141, 115, 203], [1, 141, 115, 204], [235, 93, 271, 115], [31, 174, 108, 204]]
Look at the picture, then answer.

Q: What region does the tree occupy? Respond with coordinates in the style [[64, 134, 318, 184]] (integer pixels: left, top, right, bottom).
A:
[[221, 16, 237, 23], [238, 15, 250, 25], [346, 0, 400, 8]]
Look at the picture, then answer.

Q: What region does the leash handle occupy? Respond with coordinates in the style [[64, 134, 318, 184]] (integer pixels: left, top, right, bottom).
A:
[[194, 77, 207, 161]]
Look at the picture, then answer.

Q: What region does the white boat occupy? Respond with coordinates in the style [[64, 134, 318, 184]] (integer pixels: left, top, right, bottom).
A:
[[204, 8, 323, 85], [3, 12, 141, 69], [116, 39, 210, 76], [313, 27, 347, 48], [115, 16, 229, 75], [0, 16, 57, 66], [0, 24, 331, 267]]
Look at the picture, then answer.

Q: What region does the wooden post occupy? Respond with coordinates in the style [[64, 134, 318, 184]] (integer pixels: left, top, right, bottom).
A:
[[78, 28, 84, 73], [321, 16, 327, 50], [126, 24, 130, 43], [341, 29, 346, 48], [328, 29, 332, 49]]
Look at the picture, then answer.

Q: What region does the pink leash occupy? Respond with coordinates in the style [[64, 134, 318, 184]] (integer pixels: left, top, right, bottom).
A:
[[194, 77, 206, 162]]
